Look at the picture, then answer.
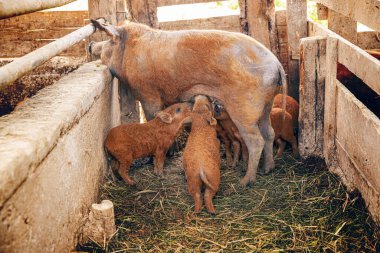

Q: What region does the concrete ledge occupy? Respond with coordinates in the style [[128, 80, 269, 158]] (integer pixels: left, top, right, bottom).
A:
[[0, 61, 120, 252]]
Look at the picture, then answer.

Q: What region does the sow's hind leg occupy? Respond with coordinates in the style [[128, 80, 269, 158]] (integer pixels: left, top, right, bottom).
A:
[[228, 103, 265, 187]]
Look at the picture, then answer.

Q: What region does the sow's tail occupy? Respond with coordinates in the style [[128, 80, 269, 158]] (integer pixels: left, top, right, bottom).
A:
[[277, 64, 288, 121], [200, 170, 217, 192]]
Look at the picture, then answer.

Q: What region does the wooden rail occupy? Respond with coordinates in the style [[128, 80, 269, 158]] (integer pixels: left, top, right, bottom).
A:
[[314, 0, 380, 31], [157, 0, 215, 7], [0, 19, 105, 89], [0, 0, 76, 19]]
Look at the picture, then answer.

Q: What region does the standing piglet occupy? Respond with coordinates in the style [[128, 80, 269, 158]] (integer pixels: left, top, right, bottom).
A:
[[270, 108, 299, 158], [214, 104, 248, 168], [183, 95, 221, 214], [105, 103, 192, 185]]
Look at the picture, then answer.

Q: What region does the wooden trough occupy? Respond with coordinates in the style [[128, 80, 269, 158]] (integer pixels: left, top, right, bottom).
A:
[[0, 0, 379, 251]]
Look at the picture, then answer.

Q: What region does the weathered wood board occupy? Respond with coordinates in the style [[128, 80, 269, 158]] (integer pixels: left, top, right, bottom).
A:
[[335, 81, 380, 222], [314, 0, 380, 32], [286, 0, 307, 101], [328, 9, 357, 44], [159, 15, 240, 32], [299, 36, 326, 158], [157, 0, 215, 7], [0, 11, 88, 57]]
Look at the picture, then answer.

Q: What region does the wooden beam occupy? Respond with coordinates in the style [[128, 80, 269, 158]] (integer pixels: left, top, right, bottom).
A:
[[316, 3, 328, 20], [0, 0, 76, 19], [157, 0, 214, 7], [286, 0, 307, 101], [314, 0, 380, 32], [0, 20, 102, 89], [125, 0, 158, 28], [159, 15, 240, 32], [328, 9, 357, 44], [299, 36, 326, 158], [323, 35, 339, 166], [338, 38, 380, 95], [0, 11, 88, 29], [239, 0, 277, 55], [0, 40, 85, 57], [357, 31, 380, 50]]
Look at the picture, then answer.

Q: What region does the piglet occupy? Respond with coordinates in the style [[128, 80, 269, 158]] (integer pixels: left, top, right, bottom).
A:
[[105, 103, 192, 185], [214, 104, 248, 168], [183, 95, 220, 214], [272, 94, 299, 130], [270, 108, 299, 158]]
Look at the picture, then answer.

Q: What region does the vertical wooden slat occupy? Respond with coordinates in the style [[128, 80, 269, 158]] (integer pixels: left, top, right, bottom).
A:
[[328, 9, 357, 44], [286, 0, 307, 101], [323, 35, 339, 167], [125, 0, 158, 28], [299, 36, 326, 158], [239, 0, 278, 56]]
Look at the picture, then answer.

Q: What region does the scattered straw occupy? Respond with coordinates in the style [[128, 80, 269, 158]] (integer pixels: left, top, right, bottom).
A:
[[79, 147, 379, 252]]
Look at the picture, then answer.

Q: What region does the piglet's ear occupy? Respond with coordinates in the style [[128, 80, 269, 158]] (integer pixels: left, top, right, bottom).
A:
[[208, 117, 217, 126], [157, 112, 173, 124], [91, 19, 120, 38]]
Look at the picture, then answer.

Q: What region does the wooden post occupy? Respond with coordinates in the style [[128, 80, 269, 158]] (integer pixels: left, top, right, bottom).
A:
[[286, 0, 307, 101], [316, 3, 328, 20], [0, 0, 76, 19], [328, 9, 357, 44], [323, 35, 338, 167], [299, 36, 326, 159], [125, 0, 158, 28], [238, 0, 278, 56], [82, 200, 116, 245]]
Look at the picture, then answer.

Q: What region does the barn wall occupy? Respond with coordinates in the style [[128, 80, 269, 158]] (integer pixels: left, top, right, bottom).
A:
[[0, 11, 88, 57], [0, 62, 120, 252]]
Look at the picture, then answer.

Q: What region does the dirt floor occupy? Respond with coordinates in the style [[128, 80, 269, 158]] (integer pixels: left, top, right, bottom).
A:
[[0, 57, 85, 116], [79, 140, 380, 253]]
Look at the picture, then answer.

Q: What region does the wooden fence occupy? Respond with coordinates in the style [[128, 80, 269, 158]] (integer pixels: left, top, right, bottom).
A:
[[298, 0, 380, 223]]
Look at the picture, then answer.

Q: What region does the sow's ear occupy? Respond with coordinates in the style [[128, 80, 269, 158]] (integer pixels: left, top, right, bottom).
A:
[[90, 19, 120, 38], [157, 112, 173, 124], [208, 117, 217, 126]]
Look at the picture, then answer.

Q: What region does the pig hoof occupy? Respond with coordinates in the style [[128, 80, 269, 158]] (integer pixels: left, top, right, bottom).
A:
[[154, 170, 164, 176], [239, 177, 250, 187]]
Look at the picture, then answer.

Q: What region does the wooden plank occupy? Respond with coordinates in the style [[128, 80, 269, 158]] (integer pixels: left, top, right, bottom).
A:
[[314, 0, 380, 32], [334, 81, 380, 223], [0, 0, 76, 19], [299, 36, 326, 158], [328, 9, 357, 44], [0, 11, 88, 29], [316, 3, 328, 20], [307, 19, 333, 37], [275, 9, 286, 26], [335, 81, 380, 191], [286, 0, 307, 101], [0, 28, 78, 41], [159, 15, 240, 32], [157, 0, 215, 7], [0, 40, 86, 57], [116, 0, 127, 24], [0, 20, 99, 88], [245, 0, 277, 55], [357, 31, 380, 50], [89, 0, 117, 42], [338, 38, 380, 95], [125, 0, 158, 28], [323, 35, 339, 167]]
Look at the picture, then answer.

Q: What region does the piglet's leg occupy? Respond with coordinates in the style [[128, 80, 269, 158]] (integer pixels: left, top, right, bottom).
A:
[[154, 149, 167, 175], [274, 138, 285, 159], [204, 188, 217, 214], [187, 177, 203, 213], [231, 140, 240, 168], [119, 161, 134, 185]]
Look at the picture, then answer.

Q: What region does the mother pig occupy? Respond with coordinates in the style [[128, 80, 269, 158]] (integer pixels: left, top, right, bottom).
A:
[[89, 20, 286, 187]]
